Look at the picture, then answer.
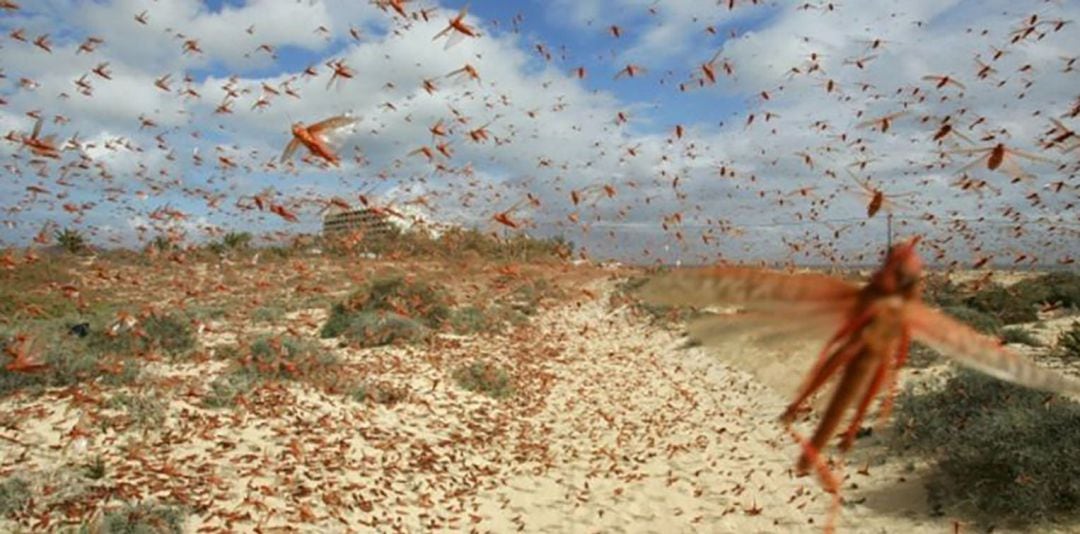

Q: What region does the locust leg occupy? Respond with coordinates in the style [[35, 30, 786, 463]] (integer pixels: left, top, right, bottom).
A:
[[789, 345, 879, 533], [838, 352, 891, 452], [782, 335, 867, 423], [785, 308, 877, 421], [785, 423, 842, 534], [874, 328, 911, 427]]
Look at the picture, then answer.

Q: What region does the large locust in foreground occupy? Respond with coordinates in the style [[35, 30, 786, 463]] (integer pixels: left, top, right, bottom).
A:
[[637, 237, 1080, 532]]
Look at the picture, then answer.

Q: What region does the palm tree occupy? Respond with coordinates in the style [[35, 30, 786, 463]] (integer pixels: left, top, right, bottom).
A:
[[222, 231, 252, 250], [54, 228, 87, 254]]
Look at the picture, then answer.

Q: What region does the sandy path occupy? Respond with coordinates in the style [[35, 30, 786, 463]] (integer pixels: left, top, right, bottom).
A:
[[469, 280, 953, 534]]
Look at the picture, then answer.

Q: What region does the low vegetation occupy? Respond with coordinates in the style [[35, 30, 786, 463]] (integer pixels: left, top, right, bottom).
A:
[[1, 323, 141, 398], [1055, 321, 1080, 360], [205, 335, 341, 408], [0, 477, 30, 516], [350, 381, 409, 406], [90, 501, 188, 533], [85, 311, 196, 359], [613, 274, 700, 327], [453, 360, 513, 399], [891, 370, 1080, 528], [321, 225, 573, 263], [320, 269, 565, 345], [320, 274, 451, 346], [924, 271, 1080, 327], [1000, 326, 1042, 347]]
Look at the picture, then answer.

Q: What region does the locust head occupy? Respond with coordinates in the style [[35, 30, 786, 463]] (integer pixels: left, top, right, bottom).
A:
[[873, 236, 923, 298]]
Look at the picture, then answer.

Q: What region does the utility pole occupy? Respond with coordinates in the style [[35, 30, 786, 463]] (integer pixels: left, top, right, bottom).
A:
[[886, 212, 893, 251]]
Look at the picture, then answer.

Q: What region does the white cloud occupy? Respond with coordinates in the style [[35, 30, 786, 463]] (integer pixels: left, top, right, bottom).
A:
[[0, 0, 1077, 264]]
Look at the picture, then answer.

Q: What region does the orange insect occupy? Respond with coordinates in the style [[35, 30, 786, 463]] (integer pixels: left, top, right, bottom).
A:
[[922, 74, 966, 90], [3, 333, 48, 373], [492, 196, 539, 230], [467, 116, 499, 143], [17, 118, 61, 159], [953, 142, 1054, 183], [432, 4, 479, 49], [325, 59, 354, 89], [33, 34, 51, 53], [855, 111, 907, 134], [280, 115, 356, 167], [614, 64, 647, 80], [270, 203, 298, 223], [847, 171, 912, 218], [638, 237, 1080, 533], [444, 63, 481, 85]]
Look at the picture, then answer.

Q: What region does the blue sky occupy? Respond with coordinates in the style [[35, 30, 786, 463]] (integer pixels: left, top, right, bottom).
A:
[[0, 0, 1077, 266]]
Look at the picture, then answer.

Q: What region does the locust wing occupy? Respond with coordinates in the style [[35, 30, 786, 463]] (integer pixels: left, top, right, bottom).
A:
[[308, 115, 356, 135], [280, 137, 302, 163], [637, 267, 862, 399], [907, 302, 1080, 396]]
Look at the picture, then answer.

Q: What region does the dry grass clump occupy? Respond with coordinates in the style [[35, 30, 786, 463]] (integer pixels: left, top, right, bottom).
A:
[[1054, 321, 1080, 360], [321, 226, 572, 263], [924, 271, 1080, 326], [86, 501, 188, 533], [453, 360, 513, 399], [613, 275, 700, 327], [349, 380, 409, 406], [204, 335, 340, 408], [448, 305, 505, 334], [0, 259, 85, 321], [1, 322, 141, 398], [320, 274, 451, 346], [102, 390, 168, 432], [891, 370, 1080, 528], [85, 311, 196, 359], [251, 304, 286, 323], [0, 477, 30, 516], [1000, 326, 1043, 347]]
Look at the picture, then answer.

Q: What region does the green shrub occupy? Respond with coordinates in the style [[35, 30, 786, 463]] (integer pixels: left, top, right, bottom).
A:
[[891, 370, 1080, 527], [350, 381, 408, 405], [1055, 321, 1080, 360], [504, 279, 557, 316], [251, 305, 285, 323], [0, 477, 30, 515], [453, 361, 513, 399], [141, 314, 196, 356], [941, 305, 1001, 335], [203, 372, 258, 409], [448, 306, 502, 334], [150, 235, 175, 253], [616, 276, 697, 327], [221, 231, 252, 250], [245, 336, 338, 381], [93, 501, 187, 534], [322, 310, 426, 347], [83, 456, 107, 480], [0, 327, 140, 397], [205, 335, 339, 408], [1000, 327, 1042, 347], [103, 391, 167, 430], [921, 275, 964, 308], [1013, 272, 1080, 310], [964, 284, 1038, 325], [86, 312, 195, 358], [321, 275, 450, 344]]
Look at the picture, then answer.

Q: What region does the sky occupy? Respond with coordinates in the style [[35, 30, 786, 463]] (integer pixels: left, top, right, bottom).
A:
[[0, 0, 1077, 266]]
